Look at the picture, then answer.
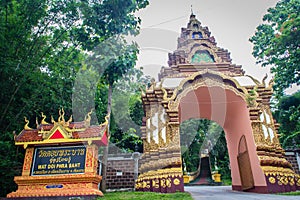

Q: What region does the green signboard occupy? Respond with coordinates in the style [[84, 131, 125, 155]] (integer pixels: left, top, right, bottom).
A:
[[31, 146, 86, 176]]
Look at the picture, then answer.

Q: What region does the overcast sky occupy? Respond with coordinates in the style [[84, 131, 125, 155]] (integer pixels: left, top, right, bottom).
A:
[[134, 0, 281, 84]]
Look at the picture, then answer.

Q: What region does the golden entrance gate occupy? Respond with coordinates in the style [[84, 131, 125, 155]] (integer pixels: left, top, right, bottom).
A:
[[135, 14, 300, 193]]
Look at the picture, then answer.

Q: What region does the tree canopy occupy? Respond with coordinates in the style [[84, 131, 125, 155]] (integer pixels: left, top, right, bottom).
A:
[[250, 0, 300, 96], [180, 119, 231, 181], [0, 0, 149, 196], [273, 91, 300, 148]]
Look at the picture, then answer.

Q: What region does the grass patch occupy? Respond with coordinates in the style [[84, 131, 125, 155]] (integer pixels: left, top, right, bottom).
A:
[[278, 191, 300, 195], [222, 179, 232, 186], [100, 191, 193, 200]]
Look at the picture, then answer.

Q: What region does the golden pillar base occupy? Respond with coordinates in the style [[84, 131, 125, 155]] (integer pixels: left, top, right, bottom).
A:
[[7, 174, 103, 198], [183, 175, 190, 184], [213, 174, 221, 182]]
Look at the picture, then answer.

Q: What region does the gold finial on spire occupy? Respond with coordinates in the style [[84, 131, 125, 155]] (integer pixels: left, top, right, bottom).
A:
[[24, 117, 32, 130], [84, 109, 93, 127], [66, 115, 73, 126], [268, 78, 274, 89], [51, 115, 55, 123], [58, 109, 62, 122], [149, 78, 156, 90], [262, 73, 268, 87], [61, 108, 65, 123], [58, 108, 66, 124], [104, 113, 110, 124], [36, 117, 39, 128], [41, 112, 49, 124]]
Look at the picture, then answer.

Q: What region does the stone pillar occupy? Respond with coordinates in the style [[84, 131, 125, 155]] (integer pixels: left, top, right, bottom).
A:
[[132, 152, 141, 184]]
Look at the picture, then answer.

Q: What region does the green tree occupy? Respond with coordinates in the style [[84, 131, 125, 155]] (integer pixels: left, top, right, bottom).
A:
[[273, 91, 300, 148], [250, 0, 300, 96], [94, 68, 149, 154], [180, 119, 231, 182], [0, 1, 84, 196], [0, 0, 149, 196], [87, 39, 142, 191]]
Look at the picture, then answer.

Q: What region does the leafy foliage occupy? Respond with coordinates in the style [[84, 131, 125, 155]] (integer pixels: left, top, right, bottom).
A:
[[0, 0, 148, 196], [180, 119, 231, 180], [95, 68, 150, 153], [250, 0, 300, 96], [273, 91, 300, 148]]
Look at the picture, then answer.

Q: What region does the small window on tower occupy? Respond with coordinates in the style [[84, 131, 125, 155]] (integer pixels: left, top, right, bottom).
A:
[[193, 24, 199, 30], [192, 32, 203, 39], [191, 50, 215, 63]]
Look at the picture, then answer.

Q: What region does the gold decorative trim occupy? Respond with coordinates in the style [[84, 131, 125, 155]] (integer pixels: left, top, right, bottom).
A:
[[269, 176, 276, 184], [162, 70, 248, 103], [16, 136, 106, 147]]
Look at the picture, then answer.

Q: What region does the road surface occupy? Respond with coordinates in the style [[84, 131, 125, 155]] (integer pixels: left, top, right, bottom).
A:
[[185, 186, 299, 200]]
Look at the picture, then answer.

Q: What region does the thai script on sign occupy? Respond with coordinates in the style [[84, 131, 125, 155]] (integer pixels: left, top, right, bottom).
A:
[[38, 148, 85, 158], [31, 146, 86, 176]]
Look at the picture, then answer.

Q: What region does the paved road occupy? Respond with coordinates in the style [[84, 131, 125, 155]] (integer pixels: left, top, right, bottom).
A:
[[185, 186, 299, 200]]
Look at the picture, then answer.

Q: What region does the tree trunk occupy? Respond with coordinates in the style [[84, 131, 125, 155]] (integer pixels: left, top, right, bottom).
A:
[[100, 83, 112, 193]]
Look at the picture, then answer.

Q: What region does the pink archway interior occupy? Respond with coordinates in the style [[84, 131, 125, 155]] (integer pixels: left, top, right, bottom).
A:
[[178, 86, 266, 188]]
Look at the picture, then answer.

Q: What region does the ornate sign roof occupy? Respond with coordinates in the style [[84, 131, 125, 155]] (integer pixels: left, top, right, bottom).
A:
[[15, 109, 108, 148]]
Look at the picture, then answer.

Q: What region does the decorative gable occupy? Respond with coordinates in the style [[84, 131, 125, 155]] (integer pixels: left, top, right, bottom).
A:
[[15, 109, 108, 148], [46, 125, 71, 140]]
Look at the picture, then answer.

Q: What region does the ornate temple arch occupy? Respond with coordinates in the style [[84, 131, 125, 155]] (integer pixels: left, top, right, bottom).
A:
[[162, 70, 248, 104], [136, 14, 300, 193]]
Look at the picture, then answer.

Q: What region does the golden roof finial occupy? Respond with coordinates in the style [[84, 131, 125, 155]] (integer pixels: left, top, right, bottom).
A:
[[268, 78, 274, 90], [262, 73, 268, 87], [66, 115, 73, 126], [58, 109, 62, 122], [24, 117, 32, 130], [85, 109, 93, 121], [36, 117, 39, 129], [139, 85, 146, 96], [84, 109, 93, 127], [149, 78, 156, 90], [13, 131, 17, 141], [51, 115, 55, 123], [41, 112, 49, 124], [57, 108, 66, 124], [104, 113, 111, 124]]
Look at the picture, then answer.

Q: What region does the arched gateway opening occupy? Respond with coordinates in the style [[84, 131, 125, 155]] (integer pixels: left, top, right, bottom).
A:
[[178, 84, 259, 191], [135, 14, 299, 193]]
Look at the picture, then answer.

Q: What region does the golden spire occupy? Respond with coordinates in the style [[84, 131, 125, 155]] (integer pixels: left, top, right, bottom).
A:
[[84, 109, 93, 127], [262, 73, 268, 87], [51, 115, 55, 123], [36, 117, 39, 129], [58, 108, 66, 124], [66, 115, 73, 126], [104, 113, 111, 124], [24, 117, 32, 130], [61, 108, 65, 123], [41, 112, 49, 124]]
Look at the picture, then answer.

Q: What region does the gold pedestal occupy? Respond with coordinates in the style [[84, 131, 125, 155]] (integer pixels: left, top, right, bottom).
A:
[[183, 175, 190, 184], [7, 174, 103, 198]]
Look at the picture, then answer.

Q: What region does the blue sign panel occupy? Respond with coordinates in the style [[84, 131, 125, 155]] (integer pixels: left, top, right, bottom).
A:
[[31, 146, 86, 176]]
